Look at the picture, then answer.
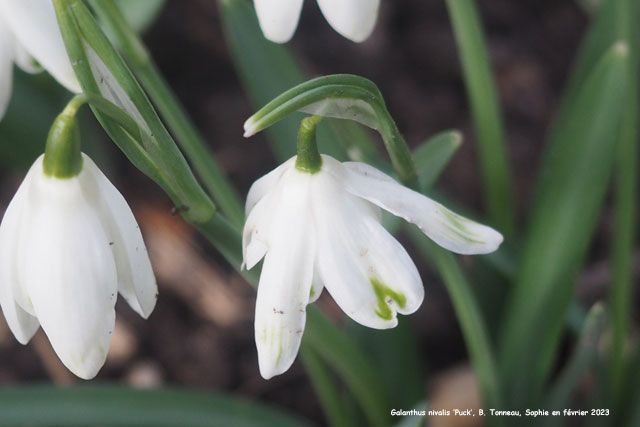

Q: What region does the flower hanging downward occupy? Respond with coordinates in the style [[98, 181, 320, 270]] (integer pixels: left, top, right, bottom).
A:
[[0, 105, 156, 379], [253, 0, 380, 44], [0, 0, 80, 118], [243, 118, 503, 379]]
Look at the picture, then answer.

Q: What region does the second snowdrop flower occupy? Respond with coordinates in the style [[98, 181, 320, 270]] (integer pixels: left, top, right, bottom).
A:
[[253, 0, 380, 43], [0, 98, 157, 379], [244, 117, 503, 379], [0, 0, 80, 118]]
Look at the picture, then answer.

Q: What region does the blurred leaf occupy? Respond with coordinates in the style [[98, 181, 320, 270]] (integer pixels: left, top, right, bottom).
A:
[[542, 304, 606, 427], [0, 72, 66, 170], [413, 129, 462, 192], [408, 228, 504, 421], [445, 0, 514, 235], [393, 400, 427, 427], [114, 0, 165, 33], [0, 385, 309, 427], [608, 0, 639, 403], [499, 42, 629, 407], [300, 347, 356, 427]]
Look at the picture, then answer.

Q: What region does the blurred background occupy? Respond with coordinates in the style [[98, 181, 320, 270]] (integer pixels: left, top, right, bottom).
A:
[[0, 0, 635, 425]]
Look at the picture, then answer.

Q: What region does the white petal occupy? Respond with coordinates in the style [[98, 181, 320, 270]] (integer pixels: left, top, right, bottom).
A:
[[254, 170, 314, 379], [0, 20, 14, 119], [22, 165, 117, 379], [0, 0, 80, 93], [254, 0, 304, 43], [313, 171, 424, 329], [316, 0, 379, 42], [81, 155, 157, 319], [0, 160, 40, 344], [245, 157, 295, 216], [308, 267, 323, 304], [243, 179, 283, 270], [329, 158, 504, 255]]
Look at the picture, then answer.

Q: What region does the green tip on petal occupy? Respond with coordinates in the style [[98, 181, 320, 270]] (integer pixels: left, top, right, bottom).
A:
[[371, 278, 406, 321]]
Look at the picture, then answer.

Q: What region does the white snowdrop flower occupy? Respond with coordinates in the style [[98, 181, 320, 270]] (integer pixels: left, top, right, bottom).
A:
[[253, 0, 380, 44], [243, 153, 503, 379], [0, 0, 81, 118], [0, 153, 157, 379]]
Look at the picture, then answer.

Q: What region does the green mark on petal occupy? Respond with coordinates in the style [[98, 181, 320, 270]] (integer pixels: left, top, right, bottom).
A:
[[309, 286, 316, 300], [371, 278, 406, 321]]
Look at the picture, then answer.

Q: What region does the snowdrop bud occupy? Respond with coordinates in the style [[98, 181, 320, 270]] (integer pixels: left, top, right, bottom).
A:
[[0, 112, 157, 379]]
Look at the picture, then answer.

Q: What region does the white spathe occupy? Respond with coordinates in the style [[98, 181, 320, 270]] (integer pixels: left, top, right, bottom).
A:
[[243, 155, 503, 379], [253, 0, 380, 44], [0, 0, 81, 118], [0, 154, 157, 379]]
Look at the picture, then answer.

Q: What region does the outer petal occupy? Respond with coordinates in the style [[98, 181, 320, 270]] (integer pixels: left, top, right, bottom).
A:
[[254, 170, 314, 379], [0, 19, 14, 119], [21, 163, 117, 379], [328, 158, 504, 255], [316, 0, 379, 42], [0, 161, 40, 343], [245, 157, 295, 216], [254, 0, 304, 43], [81, 155, 157, 319], [313, 171, 424, 329], [0, 0, 80, 92]]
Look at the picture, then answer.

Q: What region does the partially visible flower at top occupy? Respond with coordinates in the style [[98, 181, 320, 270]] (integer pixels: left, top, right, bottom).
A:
[[253, 0, 380, 44], [0, 0, 80, 118], [0, 107, 156, 379], [243, 151, 503, 379]]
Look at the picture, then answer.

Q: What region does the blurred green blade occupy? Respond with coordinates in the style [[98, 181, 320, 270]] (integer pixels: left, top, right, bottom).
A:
[[608, 0, 638, 403], [542, 304, 606, 427], [445, 0, 514, 235], [0, 385, 310, 427], [114, 0, 165, 33], [413, 129, 462, 191], [498, 42, 629, 407]]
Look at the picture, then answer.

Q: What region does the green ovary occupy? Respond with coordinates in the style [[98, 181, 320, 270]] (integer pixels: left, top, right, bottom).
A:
[[371, 278, 406, 321]]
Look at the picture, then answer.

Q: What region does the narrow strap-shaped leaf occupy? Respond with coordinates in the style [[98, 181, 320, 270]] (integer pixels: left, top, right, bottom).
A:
[[89, 0, 245, 226], [445, 0, 514, 235], [541, 304, 606, 427], [498, 42, 629, 407], [413, 130, 462, 192], [0, 385, 310, 427]]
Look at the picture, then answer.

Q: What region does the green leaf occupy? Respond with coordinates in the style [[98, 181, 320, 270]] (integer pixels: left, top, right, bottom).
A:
[[90, 0, 245, 226], [542, 304, 606, 427], [445, 0, 514, 235], [408, 230, 504, 421], [498, 41, 629, 407], [54, 0, 215, 224], [412, 129, 462, 191], [0, 385, 309, 427], [114, 0, 165, 33]]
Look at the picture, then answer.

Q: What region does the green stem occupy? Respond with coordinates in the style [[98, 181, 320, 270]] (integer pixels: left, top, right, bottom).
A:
[[445, 0, 514, 236], [87, 0, 245, 226], [43, 94, 86, 178], [295, 116, 323, 173]]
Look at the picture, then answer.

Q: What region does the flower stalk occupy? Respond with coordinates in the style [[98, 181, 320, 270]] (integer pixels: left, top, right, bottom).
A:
[[295, 115, 323, 174], [43, 95, 86, 178]]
